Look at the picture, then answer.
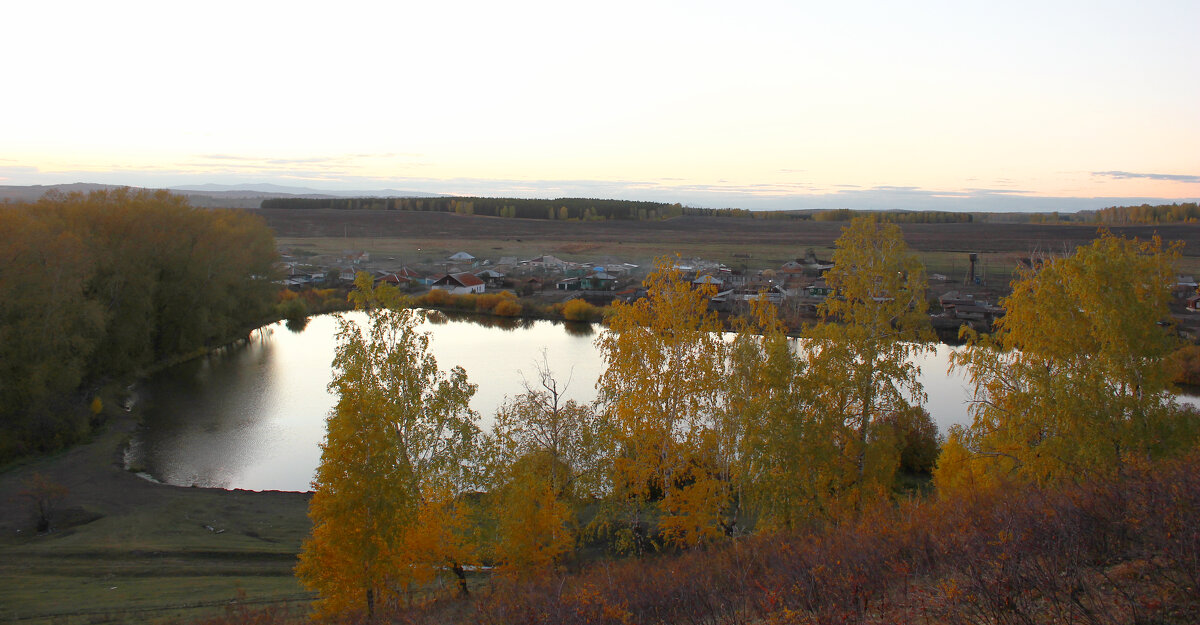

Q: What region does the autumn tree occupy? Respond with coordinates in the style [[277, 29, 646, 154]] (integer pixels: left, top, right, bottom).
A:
[[719, 295, 809, 530], [0, 189, 278, 461], [482, 354, 609, 575], [939, 232, 1199, 491], [800, 216, 934, 512], [595, 257, 727, 552], [296, 275, 479, 620]]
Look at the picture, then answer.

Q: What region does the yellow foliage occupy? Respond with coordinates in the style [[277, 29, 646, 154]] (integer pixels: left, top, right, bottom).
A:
[[950, 231, 1197, 484], [659, 470, 728, 548], [561, 298, 599, 321], [494, 473, 574, 576], [296, 277, 478, 619], [932, 426, 1008, 500], [596, 257, 728, 551]]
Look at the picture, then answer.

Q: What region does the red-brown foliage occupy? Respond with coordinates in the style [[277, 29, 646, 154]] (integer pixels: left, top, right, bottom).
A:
[[189, 454, 1200, 625]]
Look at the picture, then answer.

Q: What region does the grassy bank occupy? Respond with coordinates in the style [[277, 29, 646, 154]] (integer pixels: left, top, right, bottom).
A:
[[0, 406, 313, 624]]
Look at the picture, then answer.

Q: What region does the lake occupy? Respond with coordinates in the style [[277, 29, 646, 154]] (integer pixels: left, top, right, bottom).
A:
[[125, 312, 1198, 492]]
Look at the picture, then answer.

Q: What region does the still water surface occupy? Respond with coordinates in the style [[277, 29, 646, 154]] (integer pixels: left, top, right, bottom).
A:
[[127, 312, 1198, 492]]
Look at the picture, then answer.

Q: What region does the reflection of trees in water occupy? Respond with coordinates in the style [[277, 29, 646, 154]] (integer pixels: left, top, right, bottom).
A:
[[424, 310, 449, 325], [561, 321, 595, 337], [286, 317, 311, 333], [419, 309, 540, 332], [135, 335, 280, 488]]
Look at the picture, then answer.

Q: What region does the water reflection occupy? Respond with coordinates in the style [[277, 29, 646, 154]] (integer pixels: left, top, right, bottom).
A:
[[130, 312, 1200, 492], [130, 312, 604, 492]]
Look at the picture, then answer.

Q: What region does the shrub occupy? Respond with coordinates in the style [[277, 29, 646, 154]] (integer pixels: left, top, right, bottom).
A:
[[1169, 344, 1200, 386], [494, 299, 522, 317], [276, 297, 308, 323], [560, 299, 600, 322]]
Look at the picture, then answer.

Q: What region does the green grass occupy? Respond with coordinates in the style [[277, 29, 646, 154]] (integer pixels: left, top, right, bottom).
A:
[[0, 409, 315, 625]]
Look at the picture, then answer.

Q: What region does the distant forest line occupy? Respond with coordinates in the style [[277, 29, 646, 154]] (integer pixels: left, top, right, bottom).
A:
[[259, 196, 1200, 225]]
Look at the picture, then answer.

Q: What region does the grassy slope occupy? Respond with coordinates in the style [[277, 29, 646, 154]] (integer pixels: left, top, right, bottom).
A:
[[0, 408, 313, 624]]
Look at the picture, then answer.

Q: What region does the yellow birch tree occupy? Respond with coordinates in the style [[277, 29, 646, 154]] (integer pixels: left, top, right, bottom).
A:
[[296, 275, 479, 620], [941, 232, 1198, 489], [483, 354, 609, 576], [801, 216, 933, 512], [595, 257, 727, 552]]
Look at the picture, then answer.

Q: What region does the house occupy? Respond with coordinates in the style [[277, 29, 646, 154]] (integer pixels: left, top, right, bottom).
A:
[[939, 291, 988, 313], [377, 272, 411, 287], [781, 250, 834, 277], [804, 280, 834, 299], [556, 277, 582, 291], [1188, 294, 1200, 313], [476, 269, 507, 288], [448, 251, 475, 262], [693, 274, 725, 289], [395, 266, 423, 280], [342, 250, 370, 265], [953, 303, 1006, 323], [525, 255, 571, 271], [731, 284, 786, 305], [581, 271, 617, 291], [432, 272, 486, 294]]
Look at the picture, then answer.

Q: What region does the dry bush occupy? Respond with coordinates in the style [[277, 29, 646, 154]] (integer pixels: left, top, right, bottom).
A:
[[380, 453, 1200, 625]]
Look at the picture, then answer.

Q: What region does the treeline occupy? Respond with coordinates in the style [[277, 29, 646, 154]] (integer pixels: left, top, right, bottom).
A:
[[260, 196, 707, 221], [258, 195, 985, 224], [811, 208, 975, 223], [1085, 202, 1200, 224], [0, 189, 279, 461]]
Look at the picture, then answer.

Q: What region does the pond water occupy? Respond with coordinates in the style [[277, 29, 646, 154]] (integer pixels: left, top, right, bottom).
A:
[[126, 312, 1199, 492]]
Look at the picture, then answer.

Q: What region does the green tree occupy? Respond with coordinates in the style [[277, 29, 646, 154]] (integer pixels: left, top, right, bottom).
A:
[[296, 276, 479, 620], [941, 232, 1197, 489]]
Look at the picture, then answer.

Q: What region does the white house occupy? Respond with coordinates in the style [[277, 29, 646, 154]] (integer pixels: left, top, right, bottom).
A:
[[432, 272, 486, 294]]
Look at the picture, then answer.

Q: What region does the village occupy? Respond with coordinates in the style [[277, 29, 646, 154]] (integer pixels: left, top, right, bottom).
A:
[[276, 246, 1200, 341]]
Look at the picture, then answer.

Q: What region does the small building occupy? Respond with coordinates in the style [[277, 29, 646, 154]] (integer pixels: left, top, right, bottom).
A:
[[1188, 294, 1200, 313], [581, 271, 617, 291], [377, 272, 411, 287], [432, 272, 486, 294], [525, 254, 571, 271], [476, 269, 507, 288], [805, 280, 834, 299]]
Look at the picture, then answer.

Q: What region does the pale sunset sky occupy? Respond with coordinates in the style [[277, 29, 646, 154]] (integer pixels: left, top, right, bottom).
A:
[[2, 0, 1197, 211]]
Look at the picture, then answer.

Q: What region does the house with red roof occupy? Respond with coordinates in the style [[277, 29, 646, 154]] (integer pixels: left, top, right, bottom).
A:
[[432, 272, 486, 294]]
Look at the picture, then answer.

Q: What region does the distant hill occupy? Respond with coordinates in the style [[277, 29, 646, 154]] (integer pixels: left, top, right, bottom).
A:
[[0, 183, 130, 202], [169, 183, 443, 198]]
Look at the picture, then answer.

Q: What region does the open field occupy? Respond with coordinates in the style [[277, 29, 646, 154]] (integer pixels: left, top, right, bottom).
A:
[[257, 209, 1200, 279]]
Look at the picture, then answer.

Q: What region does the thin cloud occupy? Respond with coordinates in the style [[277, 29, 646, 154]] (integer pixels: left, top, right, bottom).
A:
[[1092, 171, 1200, 184]]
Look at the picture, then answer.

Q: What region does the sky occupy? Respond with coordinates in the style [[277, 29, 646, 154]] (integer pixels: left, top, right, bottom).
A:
[[2, 0, 1198, 211]]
